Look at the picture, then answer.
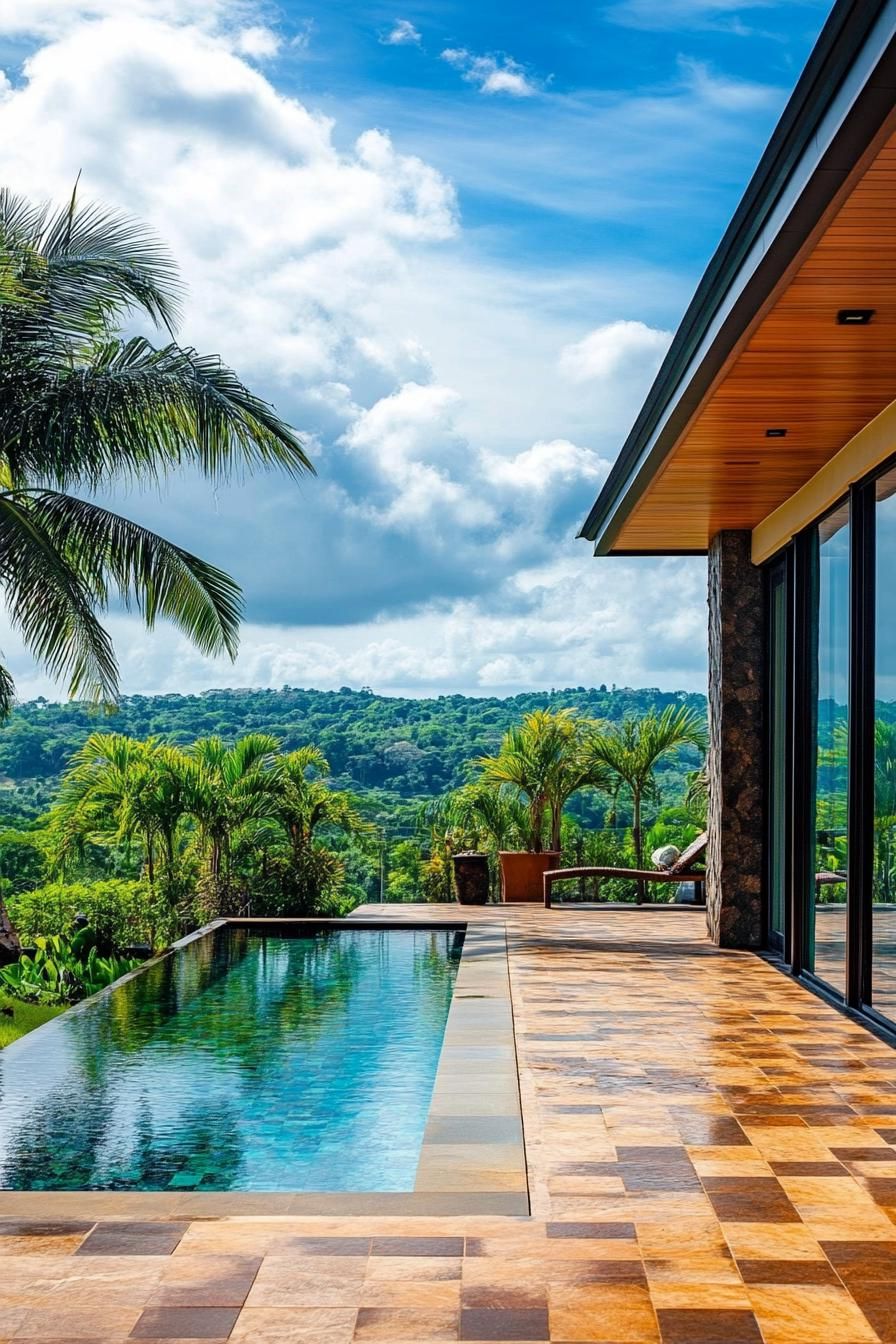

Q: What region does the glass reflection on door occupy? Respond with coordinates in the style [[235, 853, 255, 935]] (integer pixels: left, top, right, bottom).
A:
[[807, 507, 850, 995], [872, 469, 896, 1022], [767, 562, 788, 951]]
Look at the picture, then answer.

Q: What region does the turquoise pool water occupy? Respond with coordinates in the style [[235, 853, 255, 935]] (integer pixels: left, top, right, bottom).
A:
[[0, 926, 463, 1192]]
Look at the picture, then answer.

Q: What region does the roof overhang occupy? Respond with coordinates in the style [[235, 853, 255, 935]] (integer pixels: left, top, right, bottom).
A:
[[581, 0, 896, 557]]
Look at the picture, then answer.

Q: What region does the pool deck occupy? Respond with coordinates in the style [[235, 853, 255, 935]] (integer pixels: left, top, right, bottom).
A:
[[4, 902, 896, 1341]]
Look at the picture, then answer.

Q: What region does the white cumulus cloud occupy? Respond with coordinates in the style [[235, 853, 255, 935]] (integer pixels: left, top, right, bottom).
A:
[[559, 320, 671, 385], [234, 25, 281, 59], [441, 48, 538, 97], [381, 19, 422, 47]]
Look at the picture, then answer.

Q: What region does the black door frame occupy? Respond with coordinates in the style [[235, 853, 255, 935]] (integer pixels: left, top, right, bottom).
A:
[[766, 459, 896, 1033]]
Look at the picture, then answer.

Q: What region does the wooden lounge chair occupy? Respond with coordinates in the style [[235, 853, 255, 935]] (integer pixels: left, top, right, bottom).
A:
[[544, 832, 707, 908]]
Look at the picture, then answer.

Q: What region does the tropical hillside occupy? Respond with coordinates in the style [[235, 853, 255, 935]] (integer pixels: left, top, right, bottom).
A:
[[0, 687, 708, 952], [0, 684, 705, 812]]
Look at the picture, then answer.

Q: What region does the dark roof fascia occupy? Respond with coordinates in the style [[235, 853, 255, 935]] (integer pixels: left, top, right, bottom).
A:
[[580, 0, 896, 554]]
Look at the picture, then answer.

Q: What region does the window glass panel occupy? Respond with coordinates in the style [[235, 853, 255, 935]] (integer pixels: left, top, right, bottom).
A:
[[768, 565, 787, 943], [809, 507, 849, 995], [872, 468, 896, 1020]]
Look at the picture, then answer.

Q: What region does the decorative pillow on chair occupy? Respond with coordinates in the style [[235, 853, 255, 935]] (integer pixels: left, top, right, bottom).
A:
[[651, 844, 681, 871]]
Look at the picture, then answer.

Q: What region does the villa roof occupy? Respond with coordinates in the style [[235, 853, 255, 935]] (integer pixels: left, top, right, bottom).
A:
[[581, 0, 896, 556]]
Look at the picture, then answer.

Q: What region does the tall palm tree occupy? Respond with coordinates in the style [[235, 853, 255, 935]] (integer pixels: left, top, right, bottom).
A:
[[0, 185, 313, 713], [446, 782, 529, 853], [477, 709, 603, 852], [273, 746, 372, 858], [586, 706, 707, 901], [184, 734, 282, 905], [50, 732, 191, 894]]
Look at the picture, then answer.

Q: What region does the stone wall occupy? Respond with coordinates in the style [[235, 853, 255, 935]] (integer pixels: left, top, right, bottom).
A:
[[706, 530, 764, 948]]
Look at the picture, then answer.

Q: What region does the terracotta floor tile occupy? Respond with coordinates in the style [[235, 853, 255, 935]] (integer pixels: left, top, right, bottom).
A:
[[463, 1285, 546, 1311], [655, 1308, 762, 1343], [0, 1236, 87, 1258], [245, 1279, 364, 1309], [550, 1290, 655, 1344], [648, 1284, 752, 1311], [354, 1307, 458, 1340], [747, 1284, 880, 1343], [130, 1305, 240, 1338], [6, 1306, 141, 1337], [459, 1306, 548, 1340], [849, 1283, 896, 1343], [151, 1260, 260, 1308], [77, 1225, 188, 1258], [229, 1307, 358, 1343], [371, 1238, 464, 1257], [360, 1280, 461, 1309], [736, 1258, 841, 1284], [637, 1221, 728, 1257], [365, 1256, 462, 1281], [643, 1256, 741, 1285]]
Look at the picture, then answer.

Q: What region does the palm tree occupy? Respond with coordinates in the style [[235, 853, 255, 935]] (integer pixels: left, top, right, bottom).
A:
[[184, 734, 282, 909], [447, 783, 529, 853], [477, 709, 603, 852], [49, 733, 191, 896], [274, 746, 372, 859], [0, 185, 313, 714], [267, 746, 373, 911], [586, 706, 707, 902]]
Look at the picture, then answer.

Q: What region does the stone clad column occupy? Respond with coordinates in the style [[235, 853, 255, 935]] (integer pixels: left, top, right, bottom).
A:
[[706, 530, 764, 948]]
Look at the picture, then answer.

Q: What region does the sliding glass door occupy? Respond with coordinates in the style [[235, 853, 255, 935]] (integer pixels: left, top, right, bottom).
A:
[[872, 468, 896, 1021], [806, 507, 850, 997], [766, 461, 896, 1032], [767, 561, 788, 953]]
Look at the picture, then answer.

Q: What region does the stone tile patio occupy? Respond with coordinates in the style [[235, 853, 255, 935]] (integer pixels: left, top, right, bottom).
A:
[[3, 902, 896, 1341]]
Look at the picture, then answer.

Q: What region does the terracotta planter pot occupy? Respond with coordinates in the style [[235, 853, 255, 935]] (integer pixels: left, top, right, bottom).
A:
[[499, 851, 561, 904], [452, 852, 490, 905]]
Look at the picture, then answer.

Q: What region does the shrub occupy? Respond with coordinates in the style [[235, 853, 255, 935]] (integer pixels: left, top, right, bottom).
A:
[[0, 933, 142, 1005], [6, 879, 181, 952]]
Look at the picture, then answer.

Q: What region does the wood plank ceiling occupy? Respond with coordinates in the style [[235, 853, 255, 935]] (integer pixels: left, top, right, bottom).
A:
[[613, 130, 896, 552]]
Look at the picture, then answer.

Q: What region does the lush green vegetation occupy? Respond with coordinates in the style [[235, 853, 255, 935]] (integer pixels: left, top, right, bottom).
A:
[[0, 683, 705, 817], [0, 931, 143, 1006], [0, 686, 707, 1027]]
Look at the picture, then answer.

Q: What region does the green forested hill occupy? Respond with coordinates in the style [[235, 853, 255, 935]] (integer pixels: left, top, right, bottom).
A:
[[0, 684, 705, 809], [0, 684, 708, 912]]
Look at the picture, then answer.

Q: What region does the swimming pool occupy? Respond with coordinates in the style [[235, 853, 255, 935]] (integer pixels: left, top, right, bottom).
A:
[[0, 924, 464, 1192]]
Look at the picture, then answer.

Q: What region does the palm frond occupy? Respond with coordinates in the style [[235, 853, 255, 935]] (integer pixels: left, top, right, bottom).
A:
[[0, 660, 15, 719], [0, 185, 182, 340], [4, 338, 313, 489], [7, 488, 243, 660], [0, 491, 119, 703]]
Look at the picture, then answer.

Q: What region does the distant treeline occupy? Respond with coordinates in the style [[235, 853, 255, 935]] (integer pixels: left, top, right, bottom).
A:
[[0, 684, 706, 829]]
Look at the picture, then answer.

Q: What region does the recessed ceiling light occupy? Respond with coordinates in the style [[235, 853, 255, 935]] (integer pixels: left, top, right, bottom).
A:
[[765, 428, 787, 438], [837, 308, 875, 325]]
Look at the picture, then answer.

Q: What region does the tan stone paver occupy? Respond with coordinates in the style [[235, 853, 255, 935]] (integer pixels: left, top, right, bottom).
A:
[[5, 903, 896, 1341]]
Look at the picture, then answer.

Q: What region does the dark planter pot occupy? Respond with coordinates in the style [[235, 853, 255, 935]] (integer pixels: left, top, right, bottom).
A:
[[452, 852, 490, 905], [498, 851, 561, 903]]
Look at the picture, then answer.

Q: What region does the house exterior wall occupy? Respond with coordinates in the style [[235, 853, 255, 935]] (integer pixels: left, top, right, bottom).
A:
[[706, 530, 765, 948]]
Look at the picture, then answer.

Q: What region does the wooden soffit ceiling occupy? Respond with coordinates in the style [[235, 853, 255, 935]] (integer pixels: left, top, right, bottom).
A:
[[614, 125, 896, 554]]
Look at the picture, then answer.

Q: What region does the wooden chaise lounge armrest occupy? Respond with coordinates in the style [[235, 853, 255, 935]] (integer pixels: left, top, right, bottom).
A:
[[543, 865, 705, 908]]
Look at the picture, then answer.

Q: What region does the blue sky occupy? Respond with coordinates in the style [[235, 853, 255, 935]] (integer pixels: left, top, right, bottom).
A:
[[0, 0, 830, 699]]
